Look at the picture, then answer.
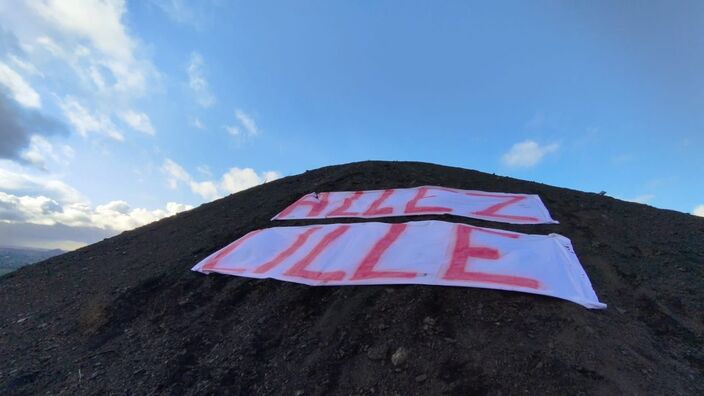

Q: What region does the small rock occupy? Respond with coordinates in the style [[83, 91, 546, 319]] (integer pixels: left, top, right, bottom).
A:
[[391, 347, 409, 366], [366, 344, 388, 361], [294, 390, 304, 396], [415, 374, 427, 383]]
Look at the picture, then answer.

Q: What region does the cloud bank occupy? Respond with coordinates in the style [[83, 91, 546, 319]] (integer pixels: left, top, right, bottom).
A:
[[501, 140, 559, 167], [163, 158, 281, 201], [0, 91, 67, 163]]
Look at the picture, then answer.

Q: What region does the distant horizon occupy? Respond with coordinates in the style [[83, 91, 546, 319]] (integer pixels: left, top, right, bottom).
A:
[[0, 245, 65, 253]]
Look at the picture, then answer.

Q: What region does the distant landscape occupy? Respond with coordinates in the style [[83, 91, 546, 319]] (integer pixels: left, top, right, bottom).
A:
[[0, 247, 64, 276]]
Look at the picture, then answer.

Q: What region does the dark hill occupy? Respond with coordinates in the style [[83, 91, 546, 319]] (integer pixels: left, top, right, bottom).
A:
[[1, 161, 703, 395]]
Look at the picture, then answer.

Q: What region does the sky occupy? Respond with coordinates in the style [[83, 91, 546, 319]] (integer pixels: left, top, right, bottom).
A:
[[0, 0, 703, 250]]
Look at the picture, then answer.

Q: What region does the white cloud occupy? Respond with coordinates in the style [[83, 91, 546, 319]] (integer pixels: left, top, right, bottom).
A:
[[221, 168, 265, 193], [0, 0, 160, 158], [152, 0, 208, 29], [35, 35, 65, 57], [190, 180, 219, 201], [187, 52, 215, 107], [225, 109, 260, 141], [627, 194, 655, 204], [166, 202, 191, 214], [0, 164, 82, 203], [9, 55, 43, 77], [0, 191, 192, 232], [90, 199, 192, 231], [235, 109, 258, 136], [0, 165, 193, 241], [693, 205, 704, 217], [162, 158, 191, 188], [25, 0, 154, 95], [225, 125, 240, 136], [189, 116, 204, 129], [196, 164, 211, 177], [62, 144, 75, 160], [262, 171, 281, 182], [29, 0, 134, 62], [162, 158, 281, 201], [0, 61, 41, 108], [59, 96, 124, 141], [501, 140, 559, 167], [20, 135, 74, 169], [220, 168, 281, 194], [120, 110, 155, 135]]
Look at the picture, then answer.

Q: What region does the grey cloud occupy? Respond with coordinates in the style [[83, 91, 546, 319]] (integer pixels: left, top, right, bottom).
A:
[[0, 200, 29, 222], [0, 221, 115, 250], [40, 200, 63, 214], [0, 91, 67, 162], [0, 195, 62, 222]]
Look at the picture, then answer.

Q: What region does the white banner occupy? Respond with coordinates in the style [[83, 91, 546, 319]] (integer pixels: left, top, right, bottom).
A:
[[272, 186, 558, 224], [192, 220, 605, 309]]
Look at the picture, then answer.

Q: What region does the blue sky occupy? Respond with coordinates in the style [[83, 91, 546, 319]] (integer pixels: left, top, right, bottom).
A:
[[0, 0, 703, 250]]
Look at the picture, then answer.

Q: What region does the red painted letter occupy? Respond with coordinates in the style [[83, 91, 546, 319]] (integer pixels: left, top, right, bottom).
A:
[[275, 193, 330, 219], [465, 193, 539, 223], [201, 230, 262, 273], [363, 189, 395, 216], [405, 187, 452, 214], [443, 224, 539, 289], [254, 227, 321, 274], [351, 223, 415, 280], [284, 225, 350, 281], [329, 191, 364, 217]]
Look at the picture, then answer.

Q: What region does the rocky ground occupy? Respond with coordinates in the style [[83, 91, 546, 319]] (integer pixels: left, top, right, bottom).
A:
[[1, 161, 703, 395]]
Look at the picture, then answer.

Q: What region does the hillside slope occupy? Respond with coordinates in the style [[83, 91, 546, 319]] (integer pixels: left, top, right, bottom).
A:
[[1, 161, 703, 395]]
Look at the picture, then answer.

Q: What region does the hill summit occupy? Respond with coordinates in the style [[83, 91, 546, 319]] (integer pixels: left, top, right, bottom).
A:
[[1, 161, 703, 395]]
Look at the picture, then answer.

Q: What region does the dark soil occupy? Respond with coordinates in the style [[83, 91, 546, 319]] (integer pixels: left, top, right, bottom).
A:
[[1, 161, 703, 395]]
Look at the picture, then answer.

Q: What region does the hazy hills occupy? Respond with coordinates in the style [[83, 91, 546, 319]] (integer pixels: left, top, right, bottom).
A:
[[0, 247, 63, 276]]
